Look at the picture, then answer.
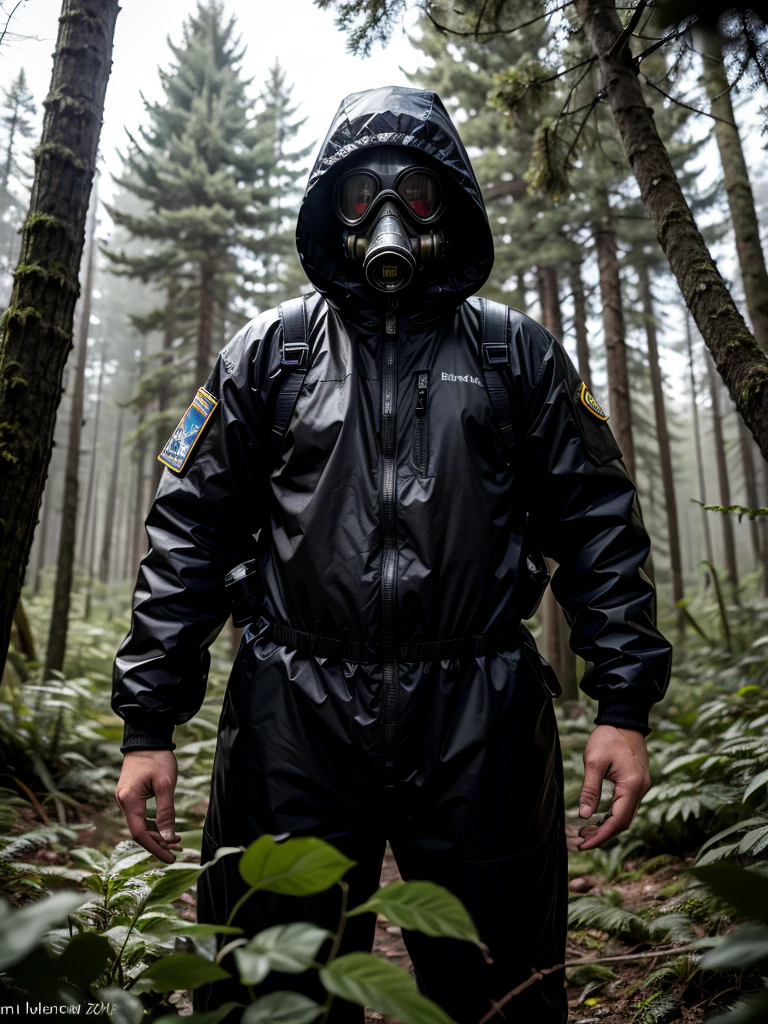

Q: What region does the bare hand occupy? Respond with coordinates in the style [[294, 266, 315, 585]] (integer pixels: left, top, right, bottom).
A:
[[571, 725, 651, 852], [115, 750, 182, 864]]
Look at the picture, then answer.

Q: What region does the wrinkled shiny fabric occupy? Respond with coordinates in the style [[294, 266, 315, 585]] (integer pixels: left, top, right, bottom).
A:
[[112, 85, 672, 1023]]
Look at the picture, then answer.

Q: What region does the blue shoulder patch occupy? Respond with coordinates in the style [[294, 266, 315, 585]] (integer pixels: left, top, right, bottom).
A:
[[157, 386, 220, 473]]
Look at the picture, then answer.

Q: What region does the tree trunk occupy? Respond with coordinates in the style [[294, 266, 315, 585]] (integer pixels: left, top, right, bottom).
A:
[[32, 482, 51, 596], [99, 406, 123, 584], [536, 264, 579, 703], [44, 184, 98, 676], [569, 259, 592, 388], [196, 262, 216, 385], [592, 191, 636, 479], [78, 336, 106, 565], [637, 261, 685, 631], [83, 469, 99, 621], [152, 282, 178, 492], [701, 32, 768, 354], [0, 0, 119, 673], [576, 0, 768, 459], [737, 418, 768, 594], [686, 316, 715, 568], [706, 354, 740, 592]]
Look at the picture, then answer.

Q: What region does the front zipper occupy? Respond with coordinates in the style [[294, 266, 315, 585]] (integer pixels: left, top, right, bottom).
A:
[[412, 370, 429, 475], [381, 295, 399, 785]]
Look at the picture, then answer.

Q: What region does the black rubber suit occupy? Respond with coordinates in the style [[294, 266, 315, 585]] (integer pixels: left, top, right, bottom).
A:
[[113, 86, 672, 1023]]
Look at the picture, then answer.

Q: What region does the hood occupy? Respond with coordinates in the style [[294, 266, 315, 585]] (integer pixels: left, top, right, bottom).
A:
[[295, 85, 495, 326]]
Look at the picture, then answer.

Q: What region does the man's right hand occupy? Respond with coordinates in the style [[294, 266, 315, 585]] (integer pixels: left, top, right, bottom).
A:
[[115, 750, 182, 864]]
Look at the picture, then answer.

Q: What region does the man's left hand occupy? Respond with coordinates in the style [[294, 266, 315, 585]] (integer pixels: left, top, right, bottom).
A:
[[572, 725, 651, 852]]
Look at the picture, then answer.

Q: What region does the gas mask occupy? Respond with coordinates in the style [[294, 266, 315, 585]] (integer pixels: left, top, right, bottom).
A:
[[333, 148, 445, 293]]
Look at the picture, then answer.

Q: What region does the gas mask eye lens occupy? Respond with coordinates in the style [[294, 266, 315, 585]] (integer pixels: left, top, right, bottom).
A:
[[398, 171, 440, 220], [337, 172, 379, 223]]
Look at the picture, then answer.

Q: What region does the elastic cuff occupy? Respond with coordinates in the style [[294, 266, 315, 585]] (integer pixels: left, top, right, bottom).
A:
[[120, 721, 176, 754], [595, 700, 651, 737]]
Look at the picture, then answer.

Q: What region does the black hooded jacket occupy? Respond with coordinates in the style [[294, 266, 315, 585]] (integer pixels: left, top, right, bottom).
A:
[[113, 85, 672, 753]]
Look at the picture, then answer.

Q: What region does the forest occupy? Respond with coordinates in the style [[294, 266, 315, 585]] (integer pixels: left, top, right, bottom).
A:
[[0, 0, 768, 1021]]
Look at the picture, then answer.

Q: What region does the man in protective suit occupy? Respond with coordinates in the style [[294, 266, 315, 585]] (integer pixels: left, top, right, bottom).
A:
[[113, 86, 673, 1023]]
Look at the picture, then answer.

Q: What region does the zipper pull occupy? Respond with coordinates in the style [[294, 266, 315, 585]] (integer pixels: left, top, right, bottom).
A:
[[416, 372, 428, 415]]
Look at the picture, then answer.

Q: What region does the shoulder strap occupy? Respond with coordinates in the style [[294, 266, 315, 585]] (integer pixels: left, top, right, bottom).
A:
[[477, 296, 516, 456], [271, 294, 310, 458]]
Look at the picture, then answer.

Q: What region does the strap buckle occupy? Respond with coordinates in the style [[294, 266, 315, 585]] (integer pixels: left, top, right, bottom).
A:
[[482, 341, 509, 368], [281, 341, 309, 368]]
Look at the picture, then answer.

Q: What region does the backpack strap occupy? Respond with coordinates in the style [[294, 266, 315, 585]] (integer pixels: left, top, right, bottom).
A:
[[271, 294, 311, 459], [477, 296, 516, 456]]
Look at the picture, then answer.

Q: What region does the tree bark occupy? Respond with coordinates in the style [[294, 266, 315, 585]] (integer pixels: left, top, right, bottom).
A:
[[83, 468, 99, 621], [706, 354, 740, 592], [569, 259, 592, 389], [737, 418, 768, 594], [99, 406, 123, 584], [637, 261, 685, 631], [536, 264, 579, 703], [592, 192, 636, 479], [686, 316, 715, 567], [196, 262, 215, 385], [701, 31, 768, 355], [78, 335, 106, 564], [44, 184, 98, 676], [576, 0, 768, 460], [152, 281, 178, 492], [0, 0, 119, 673]]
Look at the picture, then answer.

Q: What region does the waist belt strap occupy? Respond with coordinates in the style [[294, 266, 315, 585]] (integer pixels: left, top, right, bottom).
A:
[[266, 619, 522, 663]]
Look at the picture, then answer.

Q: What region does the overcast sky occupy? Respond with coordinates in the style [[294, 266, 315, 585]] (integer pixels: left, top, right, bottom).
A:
[[2, 0, 422, 203]]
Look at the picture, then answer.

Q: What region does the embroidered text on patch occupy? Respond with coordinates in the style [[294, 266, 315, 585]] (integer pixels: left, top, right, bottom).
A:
[[441, 371, 483, 386], [579, 382, 608, 421], [158, 386, 220, 473]]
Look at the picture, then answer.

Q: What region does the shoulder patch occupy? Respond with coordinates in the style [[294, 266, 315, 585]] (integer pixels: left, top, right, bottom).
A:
[[157, 386, 219, 473], [579, 382, 608, 421]]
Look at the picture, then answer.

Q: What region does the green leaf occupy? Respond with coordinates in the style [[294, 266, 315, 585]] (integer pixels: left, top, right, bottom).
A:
[[55, 932, 114, 988], [145, 864, 204, 906], [153, 1002, 243, 1024], [141, 952, 231, 990], [320, 952, 455, 1024], [348, 880, 483, 948], [111, 849, 154, 876], [706, 993, 768, 1024], [744, 768, 768, 802], [235, 922, 332, 985], [243, 992, 323, 1024], [690, 864, 768, 924], [0, 890, 86, 971], [172, 922, 244, 937], [238, 835, 355, 896], [95, 987, 145, 1024], [699, 923, 768, 970]]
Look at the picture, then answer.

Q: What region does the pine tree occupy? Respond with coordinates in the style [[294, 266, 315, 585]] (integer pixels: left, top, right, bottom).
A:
[[0, 68, 36, 293]]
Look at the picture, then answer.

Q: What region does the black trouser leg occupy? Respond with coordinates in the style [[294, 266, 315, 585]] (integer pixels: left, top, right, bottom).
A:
[[193, 827, 386, 1022]]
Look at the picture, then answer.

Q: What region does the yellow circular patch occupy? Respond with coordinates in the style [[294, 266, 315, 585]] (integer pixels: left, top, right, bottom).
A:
[[579, 382, 608, 421]]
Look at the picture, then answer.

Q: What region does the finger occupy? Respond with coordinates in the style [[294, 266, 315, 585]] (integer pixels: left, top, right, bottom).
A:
[[154, 778, 180, 845], [579, 784, 642, 851], [122, 797, 177, 863], [579, 758, 606, 818]]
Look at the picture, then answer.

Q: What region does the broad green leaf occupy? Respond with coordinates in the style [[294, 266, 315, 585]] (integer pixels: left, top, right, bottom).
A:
[[690, 864, 768, 924], [744, 768, 768, 802], [696, 818, 767, 859], [348, 880, 483, 947], [71, 847, 110, 873], [699, 923, 768, 970], [0, 890, 86, 971], [243, 992, 323, 1024], [706, 993, 768, 1024], [145, 864, 204, 907], [320, 952, 455, 1024], [235, 923, 332, 984], [153, 1002, 243, 1024], [111, 850, 154, 876], [238, 835, 355, 895], [141, 952, 231, 990], [95, 987, 145, 1024], [172, 922, 244, 938], [55, 932, 114, 988]]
